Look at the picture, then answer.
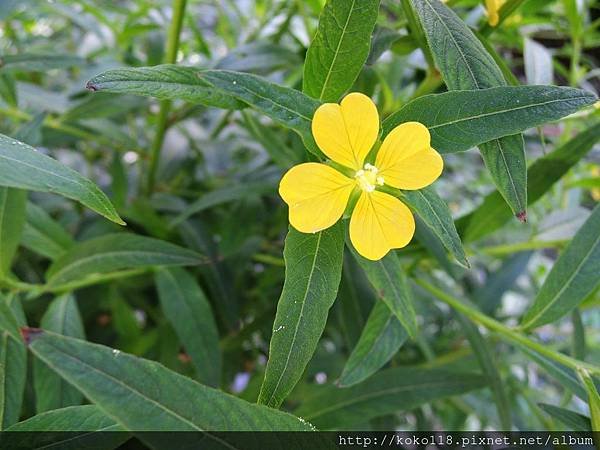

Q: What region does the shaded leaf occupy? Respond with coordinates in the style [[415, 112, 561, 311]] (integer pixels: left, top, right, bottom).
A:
[[258, 223, 345, 408], [338, 301, 407, 387], [45, 233, 205, 289], [0, 187, 26, 276], [578, 369, 600, 431], [538, 403, 591, 432], [34, 294, 85, 413], [155, 267, 221, 387], [522, 204, 600, 329], [0, 53, 85, 72], [0, 133, 124, 225], [21, 203, 74, 260], [295, 367, 486, 429]]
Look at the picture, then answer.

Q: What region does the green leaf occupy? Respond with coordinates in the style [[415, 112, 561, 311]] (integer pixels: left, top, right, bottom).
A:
[[34, 294, 85, 413], [88, 67, 322, 155], [0, 294, 26, 430], [578, 369, 600, 431], [0, 53, 85, 72], [350, 247, 417, 338], [457, 314, 511, 429], [303, 0, 380, 101], [258, 223, 345, 408], [382, 85, 596, 154], [21, 202, 74, 260], [295, 367, 486, 429], [0, 133, 124, 225], [399, 187, 468, 267], [6, 405, 121, 431], [409, 0, 527, 217], [458, 122, 600, 241], [0, 187, 26, 276], [155, 267, 221, 387], [3, 406, 127, 450], [521, 204, 600, 329], [86, 65, 244, 109], [24, 330, 315, 441], [538, 403, 592, 432], [338, 301, 407, 387], [45, 233, 205, 289], [170, 180, 276, 226]]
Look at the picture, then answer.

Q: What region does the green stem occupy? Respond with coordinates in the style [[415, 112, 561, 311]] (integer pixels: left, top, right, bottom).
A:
[[416, 279, 600, 376], [479, 239, 568, 257], [146, 0, 188, 194]]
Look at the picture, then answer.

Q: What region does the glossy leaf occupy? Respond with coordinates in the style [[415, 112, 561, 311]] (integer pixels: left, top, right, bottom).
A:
[[21, 202, 74, 260], [350, 248, 417, 338], [86, 65, 243, 109], [382, 85, 596, 154], [0, 133, 124, 225], [538, 403, 591, 432], [45, 233, 205, 289], [303, 0, 380, 101], [522, 204, 600, 329], [295, 367, 486, 429], [458, 122, 600, 241], [338, 301, 407, 387], [400, 187, 468, 267], [0, 294, 26, 429], [34, 294, 85, 413], [24, 330, 315, 441], [409, 0, 527, 217], [0, 187, 26, 276], [155, 267, 221, 387], [258, 223, 345, 408]]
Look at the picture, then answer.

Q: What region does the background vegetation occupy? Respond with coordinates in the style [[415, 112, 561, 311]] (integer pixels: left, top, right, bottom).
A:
[[0, 0, 599, 442]]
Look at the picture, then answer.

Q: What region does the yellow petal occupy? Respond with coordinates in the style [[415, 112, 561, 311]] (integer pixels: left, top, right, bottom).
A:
[[375, 122, 443, 190], [486, 0, 501, 26], [312, 92, 379, 170], [279, 163, 355, 233], [349, 191, 415, 261]]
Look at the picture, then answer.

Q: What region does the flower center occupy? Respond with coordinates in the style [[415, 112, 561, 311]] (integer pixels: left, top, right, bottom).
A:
[[355, 163, 385, 193]]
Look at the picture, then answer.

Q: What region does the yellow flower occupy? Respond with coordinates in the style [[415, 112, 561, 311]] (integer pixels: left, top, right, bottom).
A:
[[486, 0, 505, 27], [279, 93, 444, 261]]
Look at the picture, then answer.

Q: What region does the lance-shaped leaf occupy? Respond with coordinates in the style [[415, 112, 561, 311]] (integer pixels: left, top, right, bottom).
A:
[[350, 247, 417, 338], [45, 233, 205, 289], [522, 204, 600, 329], [0, 53, 85, 72], [382, 85, 596, 154], [458, 123, 600, 241], [0, 294, 26, 429], [399, 187, 468, 267], [21, 202, 74, 260], [86, 65, 243, 109], [0, 134, 124, 225], [295, 367, 486, 429], [303, 0, 380, 101], [88, 67, 322, 155], [409, 0, 527, 218], [258, 223, 345, 408], [0, 187, 26, 276], [155, 267, 221, 387], [338, 302, 407, 387], [23, 330, 314, 445], [34, 294, 85, 413], [538, 403, 591, 432], [578, 369, 600, 431]]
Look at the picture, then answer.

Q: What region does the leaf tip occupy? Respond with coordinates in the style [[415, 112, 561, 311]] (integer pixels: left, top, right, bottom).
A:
[[516, 210, 527, 223], [20, 327, 44, 345], [85, 80, 99, 92]]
